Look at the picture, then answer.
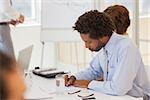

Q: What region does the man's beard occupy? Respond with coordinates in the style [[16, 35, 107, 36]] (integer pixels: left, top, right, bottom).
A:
[[89, 44, 103, 52]]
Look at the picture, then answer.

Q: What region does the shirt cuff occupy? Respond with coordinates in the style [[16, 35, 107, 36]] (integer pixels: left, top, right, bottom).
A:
[[74, 73, 80, 80], [88, 80, 104, 90]]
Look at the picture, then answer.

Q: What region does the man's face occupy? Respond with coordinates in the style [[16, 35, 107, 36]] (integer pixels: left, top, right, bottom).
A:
[[80, 34, 104, 52], [5, 64, 26, 100]]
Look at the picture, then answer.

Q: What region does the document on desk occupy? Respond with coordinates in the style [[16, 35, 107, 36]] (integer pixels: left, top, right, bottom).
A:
[[67, 87, 95, 97], [24, 83, 56, 100], [25, 92, 54, 100], [25, 86, 81, 100], [67, 86, 82, 94]]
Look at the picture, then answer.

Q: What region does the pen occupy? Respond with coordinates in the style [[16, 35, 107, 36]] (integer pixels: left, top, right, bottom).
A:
[[68, 90, 81, 94], [78, 93, 94, 98], [82, 97, 96, 100]]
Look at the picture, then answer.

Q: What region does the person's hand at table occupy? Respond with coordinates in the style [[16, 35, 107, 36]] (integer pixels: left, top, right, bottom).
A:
[[64, 75, 91, 88], [64, 75, 76, 86], [73, 80, 91, 88]]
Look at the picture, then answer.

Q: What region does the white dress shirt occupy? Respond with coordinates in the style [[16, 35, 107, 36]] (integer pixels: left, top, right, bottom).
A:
[[75, 33, 150, 97], [0, 0, 20, 22]]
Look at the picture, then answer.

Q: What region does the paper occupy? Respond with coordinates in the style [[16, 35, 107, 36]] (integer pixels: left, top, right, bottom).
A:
[[66, 86, 82, 93], [78, 90, 94, 97], [24, 83, 56, 100]]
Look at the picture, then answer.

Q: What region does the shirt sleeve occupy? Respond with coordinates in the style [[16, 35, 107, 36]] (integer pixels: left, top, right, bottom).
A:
[[0, 0, 20, 21], [88, 43, 140, 96], [75, 52, 104, 81]]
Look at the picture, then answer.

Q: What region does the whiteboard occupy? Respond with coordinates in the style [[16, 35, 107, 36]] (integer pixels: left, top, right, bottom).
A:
[[41, 0, 93, 28], [41, 0, 94, 42]]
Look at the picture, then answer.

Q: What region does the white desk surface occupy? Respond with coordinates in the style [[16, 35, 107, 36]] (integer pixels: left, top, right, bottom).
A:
[[24, 73, 143, 100]]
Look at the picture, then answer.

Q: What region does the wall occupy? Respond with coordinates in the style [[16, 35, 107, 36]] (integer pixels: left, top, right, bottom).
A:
[[11, 25, 64, 69], [11, 25, 42, 69]]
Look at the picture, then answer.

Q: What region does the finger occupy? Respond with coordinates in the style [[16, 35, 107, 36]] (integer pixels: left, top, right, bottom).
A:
[[64, 75, 69, 86], [66, 77, 75, 86], [66, 79, 73, 86], [66, 76, 76, 86], [19, 19, 23, 23], [19, 15, 24, 23]]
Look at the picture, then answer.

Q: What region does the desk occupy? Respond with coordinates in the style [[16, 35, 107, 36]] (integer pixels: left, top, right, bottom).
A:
[[24, 73, 143, 100]]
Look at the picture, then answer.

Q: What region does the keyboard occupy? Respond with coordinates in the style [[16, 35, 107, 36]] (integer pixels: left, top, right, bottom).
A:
[[32, 68, 66, 78]]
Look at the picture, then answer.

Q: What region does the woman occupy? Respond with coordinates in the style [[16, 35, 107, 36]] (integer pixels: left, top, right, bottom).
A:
[[0, 51, 26, 100], [0, 0, 24, 59], [104, 5, 130, 35]]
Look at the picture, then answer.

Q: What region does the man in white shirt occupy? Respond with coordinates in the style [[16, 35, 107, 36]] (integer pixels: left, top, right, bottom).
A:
[[0, 0, 24, 59], [65, 10, 150, 98]]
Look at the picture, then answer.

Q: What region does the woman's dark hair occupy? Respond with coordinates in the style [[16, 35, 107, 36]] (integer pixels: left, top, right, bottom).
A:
[[73, 10, 115, 39], [0, 51, 15, 100], [104, 5, 130, 35]]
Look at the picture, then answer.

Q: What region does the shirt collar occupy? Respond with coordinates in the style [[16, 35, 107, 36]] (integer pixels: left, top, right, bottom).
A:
[[104, 32, 119, 55]]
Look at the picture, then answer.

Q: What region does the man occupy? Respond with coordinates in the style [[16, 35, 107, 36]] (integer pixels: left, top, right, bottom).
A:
[[0, 0, 24, 59], [0, 51, 26, 100], [104, 5, 130, 35], [104, 6, 150, 99], [65, 10, 150, 98]]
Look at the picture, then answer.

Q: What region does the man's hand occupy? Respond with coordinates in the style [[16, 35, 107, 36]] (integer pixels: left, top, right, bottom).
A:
[[73, 80, 90, 88], [64, 75, 76, 87], [64, 75, 91, 88], [18, 14, 24, 23]]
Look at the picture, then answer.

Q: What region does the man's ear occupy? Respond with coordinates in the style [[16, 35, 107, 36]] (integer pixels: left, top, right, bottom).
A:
[[99, 36, 110, 44], [98, 37, 104, 42]]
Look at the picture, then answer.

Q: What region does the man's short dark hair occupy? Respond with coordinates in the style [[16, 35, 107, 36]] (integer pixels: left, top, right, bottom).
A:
[[73, 10, 115, 39], [104, 5, 130, 35], [0, 51, 15, 100]]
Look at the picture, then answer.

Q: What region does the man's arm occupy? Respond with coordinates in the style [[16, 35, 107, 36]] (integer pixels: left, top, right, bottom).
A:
[[64, 75, 90, 88], [72, 77, 104, 88], [75, 50, 105, 80], [65, 50, 105, 87], [88, 44, 140, 95], [73, 80, 91, 88], [65, 75, 103, 88]]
